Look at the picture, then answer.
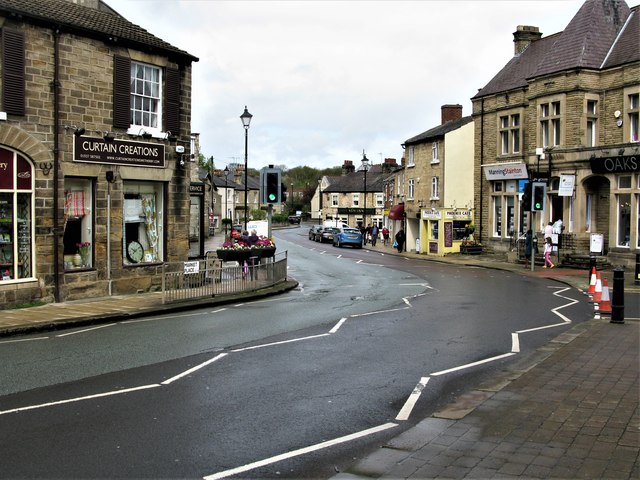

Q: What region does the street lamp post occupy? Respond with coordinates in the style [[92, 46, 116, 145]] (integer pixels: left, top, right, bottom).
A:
[[361, 150, 370, 228], [318, 178, 322, 225], [224, 165, 229, 236], [240, 106, 253, 230]]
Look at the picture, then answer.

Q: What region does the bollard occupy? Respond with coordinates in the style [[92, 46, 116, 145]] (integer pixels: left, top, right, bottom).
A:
[[589, 255, 597, 283], [611, 267, 625, 324], [635, 253, 640, 286]]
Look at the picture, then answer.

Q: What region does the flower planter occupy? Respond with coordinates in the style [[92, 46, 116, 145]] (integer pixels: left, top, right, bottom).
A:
[[460, 245, 483, 255], [216, 249, 252, 262], [253, 247, 276, 258]]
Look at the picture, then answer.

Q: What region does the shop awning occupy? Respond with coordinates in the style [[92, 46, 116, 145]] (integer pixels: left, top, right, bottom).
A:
[[389, 203, 405, 220]]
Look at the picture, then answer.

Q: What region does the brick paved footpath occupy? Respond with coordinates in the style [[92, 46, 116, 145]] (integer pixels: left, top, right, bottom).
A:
[[335, 319, 639, 479]]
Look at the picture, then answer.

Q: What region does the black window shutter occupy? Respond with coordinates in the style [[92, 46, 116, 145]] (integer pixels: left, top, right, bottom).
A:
[[2, 29, 25, 116], [164, 67, 180, 134], [113, 56, 131, 129]]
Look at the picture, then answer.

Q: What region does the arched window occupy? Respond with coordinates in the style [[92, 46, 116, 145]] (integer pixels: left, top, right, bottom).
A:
[[0, 147, 34, 281]]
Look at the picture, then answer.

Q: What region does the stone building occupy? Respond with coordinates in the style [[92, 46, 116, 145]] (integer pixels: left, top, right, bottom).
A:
[[472, 0, 639, 266], [0, 0, 198, 307], [401, 105, 474, 255], [320, 158, 396, 229]]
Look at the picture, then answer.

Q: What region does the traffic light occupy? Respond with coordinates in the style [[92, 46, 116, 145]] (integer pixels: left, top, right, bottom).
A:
[[521, 182, 532, 211], [531, 182, 547, 211], [260, 167, 282, 204]]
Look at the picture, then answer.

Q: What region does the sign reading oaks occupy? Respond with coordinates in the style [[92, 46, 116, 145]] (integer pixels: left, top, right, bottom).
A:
[[73, 136, 165, 168]]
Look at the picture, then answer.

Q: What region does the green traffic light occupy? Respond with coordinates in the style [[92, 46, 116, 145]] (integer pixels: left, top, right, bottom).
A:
[[268, 193, 276, 201]]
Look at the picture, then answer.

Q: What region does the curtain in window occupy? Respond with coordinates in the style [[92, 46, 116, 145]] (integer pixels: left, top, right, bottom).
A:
[[141, 194, 158, 260], [63, 190, 86, 230]]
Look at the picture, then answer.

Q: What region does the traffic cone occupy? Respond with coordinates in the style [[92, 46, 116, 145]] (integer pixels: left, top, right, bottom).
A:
[[591, 272, 602, 304], [598, 278, 612, 314], [587, 267, 597, 296]]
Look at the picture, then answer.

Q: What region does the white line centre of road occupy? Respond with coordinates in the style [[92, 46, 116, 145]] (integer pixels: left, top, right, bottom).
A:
[[202, 422, 398, 480]]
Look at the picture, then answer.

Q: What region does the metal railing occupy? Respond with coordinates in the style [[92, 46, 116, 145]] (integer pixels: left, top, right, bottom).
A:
[[161, 251, 288, 304]]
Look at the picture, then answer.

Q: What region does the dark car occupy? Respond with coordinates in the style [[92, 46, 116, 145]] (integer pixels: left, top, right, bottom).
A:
[[332, 227, 363, 248], [308, 225, 324, 241], [319, 227, 339, 243], [288, 215, 301, 224]]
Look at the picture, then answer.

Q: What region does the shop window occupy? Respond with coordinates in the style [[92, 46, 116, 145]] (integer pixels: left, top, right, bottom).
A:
[[492, 196, 502, 237], [452, 221, 467, 241], [617, 193, 631, 247], [0, 148, 33, 281], [63, 178, 94, 270], [618, 175, 632, 189], [123, 181, 164, 265], [429, 220, 438, 240]]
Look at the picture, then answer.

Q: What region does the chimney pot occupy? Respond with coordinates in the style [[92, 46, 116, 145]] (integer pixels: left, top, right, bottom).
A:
[[441, 104, 463, 124], [513, 25, 542, 55]]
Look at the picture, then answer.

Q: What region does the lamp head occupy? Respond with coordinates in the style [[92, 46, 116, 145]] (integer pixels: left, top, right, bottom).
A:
[[240, 106, 253, 129]]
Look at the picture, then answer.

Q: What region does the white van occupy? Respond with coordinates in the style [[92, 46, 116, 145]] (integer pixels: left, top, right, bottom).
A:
[[324, 220, 349, 229]]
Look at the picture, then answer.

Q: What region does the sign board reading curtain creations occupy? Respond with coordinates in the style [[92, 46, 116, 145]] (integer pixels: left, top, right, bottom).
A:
[[73, 137, 165, 168]]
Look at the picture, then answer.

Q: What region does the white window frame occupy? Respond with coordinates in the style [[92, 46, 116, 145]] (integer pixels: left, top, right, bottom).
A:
[[331, 194, 338, 206], [123, 181, 164, 265], [407, 179, 414, 200], [625, 89, 639, 143], [431, 176, 439, 200], [352, 193, 360, 207], [407, 146, 415, 167], [375, 193, 384, 207], [499, 112, 521, 154], [130, 61, 163, 135], [539, 97, 564, 148], [586, 97, 598, 147], [432, 141, 439, 163]]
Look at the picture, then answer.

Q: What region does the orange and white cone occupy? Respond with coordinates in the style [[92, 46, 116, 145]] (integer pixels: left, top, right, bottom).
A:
[[587, 267, 597, 296], [598, 278, 612, 314], [591, 272, 602, 304]]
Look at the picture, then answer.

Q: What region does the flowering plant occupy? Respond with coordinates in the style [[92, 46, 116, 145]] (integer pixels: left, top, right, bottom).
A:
[[252, 236, 275, 248], [461, 239, 482, 247], [76, 241, 91, 256], [219, 240, 251, 251]]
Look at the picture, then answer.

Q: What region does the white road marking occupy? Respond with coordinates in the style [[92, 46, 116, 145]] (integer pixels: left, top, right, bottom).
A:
[[511, 332, 520, 353], [0, 336, 49, 345], [55, 323, 116, 337], [330, 318, 347, 334], [396, 377, 430, 421], [430, 352, 516, 376], [202, 422, 398, 480], [230, 334, 330, 353], [162, 353, 228, 385], [0, 384, 160, 416]]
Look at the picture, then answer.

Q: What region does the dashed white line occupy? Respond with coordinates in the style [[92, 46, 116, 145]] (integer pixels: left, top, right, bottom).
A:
[[430, 352, 516, 377], [161, 353, 228, 385], [55, 323, 116, 337], [230, 334, 330, 353]]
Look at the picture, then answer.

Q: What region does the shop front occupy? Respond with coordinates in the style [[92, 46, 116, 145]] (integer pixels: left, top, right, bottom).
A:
[[420, 208, 474, 256]]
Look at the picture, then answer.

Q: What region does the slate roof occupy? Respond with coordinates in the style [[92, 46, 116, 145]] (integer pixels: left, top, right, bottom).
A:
[[0, 0, 198, 63], [473, 0, 638, 99], [404, 116, 473, 146], [323, 165, 386, 194]]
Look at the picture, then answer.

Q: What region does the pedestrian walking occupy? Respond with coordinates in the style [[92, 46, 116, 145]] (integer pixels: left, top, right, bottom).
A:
[[524, 229, 533, 268], [371, 224, 379, 246], [543, 237, 555, 268], [544, 221, 553, 242], [395, 227, 405, 253], [382, 227, 390, 245]]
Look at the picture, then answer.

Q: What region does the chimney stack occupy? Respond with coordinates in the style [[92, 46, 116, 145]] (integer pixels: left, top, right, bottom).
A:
[[441, 104, 463, 124], [342, 160, 355, 175], [513, 25, 542, 55]]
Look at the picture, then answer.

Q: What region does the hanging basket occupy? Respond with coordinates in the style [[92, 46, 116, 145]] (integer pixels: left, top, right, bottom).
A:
[[254, 247, 276, 258]]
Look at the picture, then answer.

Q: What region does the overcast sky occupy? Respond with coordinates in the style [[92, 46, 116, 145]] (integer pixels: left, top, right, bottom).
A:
[[106, 0, 591, 171]]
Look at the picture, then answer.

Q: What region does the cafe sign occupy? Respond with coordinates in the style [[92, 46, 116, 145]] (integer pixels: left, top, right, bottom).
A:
[[73, 136, 165, 168], [589, 155, 639, 174]]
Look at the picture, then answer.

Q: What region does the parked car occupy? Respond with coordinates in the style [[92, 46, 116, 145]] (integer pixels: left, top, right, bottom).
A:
[[288, 215, 301, 224], [332, 227, 363, 248], [319, 227, 339, 243], [308, 225, 324, 241]]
